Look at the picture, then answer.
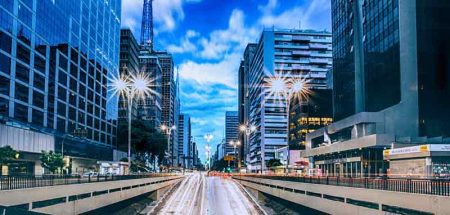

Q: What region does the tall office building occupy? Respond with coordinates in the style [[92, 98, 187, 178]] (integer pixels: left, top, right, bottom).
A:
[[0, 0, 121, 174], [225, 111, 239, 156], [304, 0, 450, 178], [245, 28, 332, 172], [156, 51, 178, 166], [238, 44, 257, 162], [117, 29, 139, 153], [138, 47, 162, 129], [139, 0, 179, 166], [178, 114, 191, 168]]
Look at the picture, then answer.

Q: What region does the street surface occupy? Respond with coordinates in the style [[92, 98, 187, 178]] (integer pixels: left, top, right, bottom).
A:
[[156, 173, 260, 215]]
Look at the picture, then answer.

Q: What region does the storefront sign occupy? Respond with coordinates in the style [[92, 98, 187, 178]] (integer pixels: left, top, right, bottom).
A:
[[384, 144, 450, 156]]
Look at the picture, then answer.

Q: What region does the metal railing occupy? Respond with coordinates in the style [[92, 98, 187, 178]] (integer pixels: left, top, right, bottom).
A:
[[0, 173, 178, 191], [234, 175, 450, 196]]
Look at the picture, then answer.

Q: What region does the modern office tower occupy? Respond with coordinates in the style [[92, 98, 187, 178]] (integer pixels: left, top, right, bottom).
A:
[[245, 28, 332, 172], [178, 114, 191, 168], [155, 51, 179, 166], [138, 48, 162, 129], [192, 141, 198, 167], [0, 0, 121, 175], [216, 141, 225, 160], [225, 111, 239, 156], [117, 29, 140, 153], [139, 0, 179, 166], [238, 43, 257, 163], [288, 89, 333, 149], [305, 0, 450, 178]]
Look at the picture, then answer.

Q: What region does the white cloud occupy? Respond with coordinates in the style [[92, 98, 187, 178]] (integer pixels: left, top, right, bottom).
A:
[[167, 30, 199, 53], [179, 52, 242, 88], [121, 0, 185, 34], [257, 0, 331, 30], [176, 9, 260, 88], [197, 9, 259, 60]]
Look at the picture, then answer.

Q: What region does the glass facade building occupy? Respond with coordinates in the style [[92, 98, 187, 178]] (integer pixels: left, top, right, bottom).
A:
[[0, 0, 121, 164], [304, 0, 450, 178]]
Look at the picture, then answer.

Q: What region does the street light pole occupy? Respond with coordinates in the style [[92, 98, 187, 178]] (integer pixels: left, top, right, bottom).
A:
[[204, 134, 213, 170], [110, 71, 157, 174], [239, 123, 256, 172], [229, 140, 240, 171], [161, 125, 176, 171], [267, 75, 307, 175]]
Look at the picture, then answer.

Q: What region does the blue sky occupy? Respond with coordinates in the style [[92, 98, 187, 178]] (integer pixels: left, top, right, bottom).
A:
[[121, 0, 331, 162]]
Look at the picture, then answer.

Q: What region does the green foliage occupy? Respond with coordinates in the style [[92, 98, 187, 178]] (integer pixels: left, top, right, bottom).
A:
[[0, 145, 18, 165], [40, 151, 64, 174], [211, 158, 229, 171], [117, 120, 167, 166], [266, 158, 283, 168]]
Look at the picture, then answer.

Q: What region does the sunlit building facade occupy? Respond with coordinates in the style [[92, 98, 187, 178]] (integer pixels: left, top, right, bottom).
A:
[[0, 0, 121, 174], [245, 28, 332, 172]]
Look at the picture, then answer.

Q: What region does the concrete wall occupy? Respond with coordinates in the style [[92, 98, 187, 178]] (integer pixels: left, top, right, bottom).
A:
[[0, 176, 183, 214], [234, 176, 450, 215]]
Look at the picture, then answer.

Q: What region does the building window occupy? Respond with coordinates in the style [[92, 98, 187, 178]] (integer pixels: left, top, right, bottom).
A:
[[15, 82, 28, 102], [0, 75, 9, 96], [14, 102, 28, 122]]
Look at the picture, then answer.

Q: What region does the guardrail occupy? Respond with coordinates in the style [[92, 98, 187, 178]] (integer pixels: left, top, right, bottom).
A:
[[0, 173, 178, 191], [234, 175, 450, 196]]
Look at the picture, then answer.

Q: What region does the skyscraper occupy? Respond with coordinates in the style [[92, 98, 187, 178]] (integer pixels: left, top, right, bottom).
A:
[[0, 0, 122, 174], [304, 0, 450, 178], [178, 114, 191, 168], [245, 28, 332, 172], [138, 48, 162, 129], [238, 43, 257, 163], [225, 111, 239, 156], [139, 0, 179, 166]]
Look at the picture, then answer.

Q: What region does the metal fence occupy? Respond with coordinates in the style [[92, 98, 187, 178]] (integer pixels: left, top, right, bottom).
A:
[[0, 173, 177, 191], [235, 175, 450, 196]]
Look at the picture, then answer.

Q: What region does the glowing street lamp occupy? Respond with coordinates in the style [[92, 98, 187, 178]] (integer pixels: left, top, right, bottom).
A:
[[203, 134, 213, 170], [161, 124, 176, 169], [229, 140, 241, 170], [267, 74, 309, 173], [109, 70, 158, 171]]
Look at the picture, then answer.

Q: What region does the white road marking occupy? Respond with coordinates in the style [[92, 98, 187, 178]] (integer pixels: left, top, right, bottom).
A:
[[157, 173, 260, 215]]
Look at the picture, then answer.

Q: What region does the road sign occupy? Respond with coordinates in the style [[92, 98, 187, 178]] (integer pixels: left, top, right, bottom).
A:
[[224, 155, 234, 161]]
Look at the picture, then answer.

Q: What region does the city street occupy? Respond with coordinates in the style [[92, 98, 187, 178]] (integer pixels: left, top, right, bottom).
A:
[[157, 173, 261, 215]]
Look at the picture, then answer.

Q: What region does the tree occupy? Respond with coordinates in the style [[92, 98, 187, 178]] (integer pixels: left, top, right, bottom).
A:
[[211, 159, 229, 172], [117, 120, 167, 172], [40, 151, 64, 174], [266, 158, 283, 168], [0, 146, 18, 175]]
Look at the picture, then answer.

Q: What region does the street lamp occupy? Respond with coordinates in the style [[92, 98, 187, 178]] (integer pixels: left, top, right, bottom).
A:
[[204, 134, 213, 170], [110, 71, 157, 171], [267, 74, 308, 174], [239, 123, 256, 170], [161, 124, 176, 170], [229, 140, 241, 171]]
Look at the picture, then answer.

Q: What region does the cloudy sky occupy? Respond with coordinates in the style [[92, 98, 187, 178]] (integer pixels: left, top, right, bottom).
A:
[[121, 0, 331, 162]]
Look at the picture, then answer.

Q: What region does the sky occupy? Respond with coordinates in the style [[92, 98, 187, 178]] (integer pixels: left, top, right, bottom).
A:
[[121, 0, 332, 162]]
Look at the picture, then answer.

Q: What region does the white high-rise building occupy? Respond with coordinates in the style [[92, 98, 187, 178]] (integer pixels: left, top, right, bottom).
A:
[[245, 29, 332, 172]]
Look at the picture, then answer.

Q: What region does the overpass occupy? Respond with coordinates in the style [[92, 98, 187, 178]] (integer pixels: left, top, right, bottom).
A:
[[233, 175, 450, 215], [0, 174, 183, 214]]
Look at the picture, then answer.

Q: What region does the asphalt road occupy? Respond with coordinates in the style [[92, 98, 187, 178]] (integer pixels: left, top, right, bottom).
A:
[[156, 173, 260, 215]]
